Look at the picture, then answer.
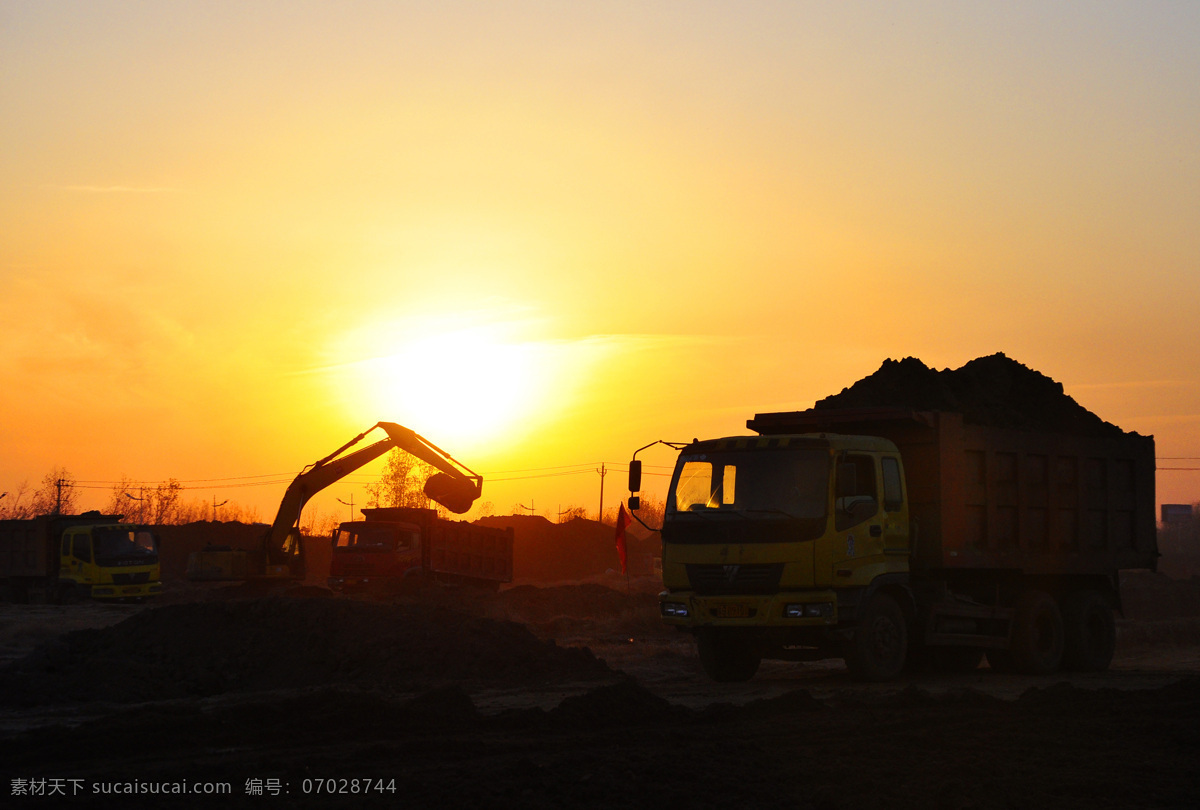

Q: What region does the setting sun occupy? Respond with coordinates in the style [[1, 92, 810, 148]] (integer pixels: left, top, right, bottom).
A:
[[322, 314, 550, 450]]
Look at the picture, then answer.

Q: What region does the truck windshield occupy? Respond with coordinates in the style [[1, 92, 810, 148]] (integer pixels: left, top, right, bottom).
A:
[[92, 528, 158, 563], [336, 526, 417, 551], [668, 447, 829, 520]]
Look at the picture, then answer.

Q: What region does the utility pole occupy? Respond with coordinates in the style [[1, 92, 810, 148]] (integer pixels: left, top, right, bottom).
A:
[[125, 491, 145, 523], [337, 495, 356, 521], [596, 463, 607, 524], [519, 500, 535, 515], [54, 478, 65, 516]]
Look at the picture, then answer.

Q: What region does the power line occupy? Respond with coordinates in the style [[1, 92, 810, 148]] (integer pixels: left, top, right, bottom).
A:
[[38, 459, 675, 493]]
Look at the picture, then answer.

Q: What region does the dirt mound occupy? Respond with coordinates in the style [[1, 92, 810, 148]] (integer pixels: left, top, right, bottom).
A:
[[0, 596, 612, 707], [476, 515, 656, 581], [814, 353, 1126, 437], [499, 583, 663, 640], [548, 680, 680, 727], [5, 677, 1197, 809]]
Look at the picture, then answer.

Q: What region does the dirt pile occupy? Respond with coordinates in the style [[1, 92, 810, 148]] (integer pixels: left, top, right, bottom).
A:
[[814, 353, 1126, 437], [0, 596, 612, 707], [4, 677, 1197, 809], [476, 515, 657, 581]]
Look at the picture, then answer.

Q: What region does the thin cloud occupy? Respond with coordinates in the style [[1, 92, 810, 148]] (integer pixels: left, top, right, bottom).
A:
[[49, 184, 184, 194]]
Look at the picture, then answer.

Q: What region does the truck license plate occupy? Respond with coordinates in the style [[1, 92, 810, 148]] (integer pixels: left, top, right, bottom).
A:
[[714, 603, 751, 618]]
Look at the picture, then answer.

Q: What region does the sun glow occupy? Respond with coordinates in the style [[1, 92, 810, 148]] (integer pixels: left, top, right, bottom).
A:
[[328, 315, 550, 450]]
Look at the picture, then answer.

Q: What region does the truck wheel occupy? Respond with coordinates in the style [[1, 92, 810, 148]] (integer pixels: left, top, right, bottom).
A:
[[1010, 590, 1064, 675], [1062, 591, 1115, 672], [696, 629, 761, 682], [56, 584, 80, 605], [846, 592, 908, 682]]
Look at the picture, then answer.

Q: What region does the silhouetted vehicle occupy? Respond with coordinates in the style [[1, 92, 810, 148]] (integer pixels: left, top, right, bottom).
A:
[[629, 408, 1156, 681], [0, 512, 161, 603], [328, 506, 512, 591], [187, 423, 484, 582]]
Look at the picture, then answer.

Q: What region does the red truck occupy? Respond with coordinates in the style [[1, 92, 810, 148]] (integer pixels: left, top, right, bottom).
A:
[[328, 507, 513, 591]]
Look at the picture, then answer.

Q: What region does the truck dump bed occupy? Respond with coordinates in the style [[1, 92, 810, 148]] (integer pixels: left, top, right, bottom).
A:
[[428, 521, 514, 583], [748, 408, 1157, 575], [0, 517, 56, 578], [360, 508, 514, 584]]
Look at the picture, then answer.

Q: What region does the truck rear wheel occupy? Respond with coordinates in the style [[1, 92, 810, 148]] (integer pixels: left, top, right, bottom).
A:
[[696, 629, 761, 682], [1010, 590, 1064, 675], [1062, 591, 1115, 672], [846, 592, 908, 682]]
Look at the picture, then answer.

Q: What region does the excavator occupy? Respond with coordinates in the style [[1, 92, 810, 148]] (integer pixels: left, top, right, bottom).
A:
[[186, 422, 483, 581]]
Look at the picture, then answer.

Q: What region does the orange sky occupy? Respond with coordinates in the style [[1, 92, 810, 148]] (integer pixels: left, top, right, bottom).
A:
[[2, 1, 1198, 524]]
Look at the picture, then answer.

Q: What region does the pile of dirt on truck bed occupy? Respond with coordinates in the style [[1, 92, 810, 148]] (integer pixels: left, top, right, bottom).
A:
[[813, 353, 1126, 437], [0, 597, 612, 707]]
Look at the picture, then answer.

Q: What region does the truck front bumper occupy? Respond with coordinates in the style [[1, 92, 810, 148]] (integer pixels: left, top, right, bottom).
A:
[[89, 582, 164, 600], [659, 589, 839, 628]]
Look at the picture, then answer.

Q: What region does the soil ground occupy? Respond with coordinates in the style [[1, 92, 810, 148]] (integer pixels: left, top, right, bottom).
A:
[[1, 569, 1199, 809]]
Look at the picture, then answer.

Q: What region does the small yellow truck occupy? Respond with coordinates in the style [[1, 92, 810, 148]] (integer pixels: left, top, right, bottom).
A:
[[0, 512, 162, 603]]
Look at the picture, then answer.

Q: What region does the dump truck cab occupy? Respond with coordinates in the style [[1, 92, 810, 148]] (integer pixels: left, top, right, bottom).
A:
[[329, 518, 424, 589], [658, 434, 912, 676], [57, 523, 162, 601]]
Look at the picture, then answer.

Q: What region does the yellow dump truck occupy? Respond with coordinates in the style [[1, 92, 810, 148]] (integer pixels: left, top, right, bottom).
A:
[[0, 512, 162, 603], [629, 408, 1156, 681]]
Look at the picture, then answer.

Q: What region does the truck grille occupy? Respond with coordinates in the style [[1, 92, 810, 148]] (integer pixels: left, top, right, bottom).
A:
[[686, 564, 783, 595], [111, 572, 150, 585]]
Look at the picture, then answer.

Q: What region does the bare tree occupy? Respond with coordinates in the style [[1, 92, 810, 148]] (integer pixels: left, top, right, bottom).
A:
[[105, 477, 257, 526], [31, 467, 78, 516], [300, 505, 339, 537], [1, 481, 33, 519], [152, 479, 183, 524], [365, 449, 434, 509]]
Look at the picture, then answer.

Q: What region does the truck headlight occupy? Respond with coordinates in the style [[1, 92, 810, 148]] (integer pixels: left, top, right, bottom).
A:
[[661, 602, 690, 618], [785, 602, 834, 619]]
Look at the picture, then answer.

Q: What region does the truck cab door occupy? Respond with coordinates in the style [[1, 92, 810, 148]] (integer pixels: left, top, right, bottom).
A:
[[879, 456, 910, 558], [61, 530, 94, 583], [830, 454, 885, 578]]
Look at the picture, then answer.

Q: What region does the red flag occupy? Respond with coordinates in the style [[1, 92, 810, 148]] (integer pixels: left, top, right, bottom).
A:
[[614, 503, 631, 575]]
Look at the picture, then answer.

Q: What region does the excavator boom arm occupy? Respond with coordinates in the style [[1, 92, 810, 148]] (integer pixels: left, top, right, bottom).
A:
[[264, 423, 483, 568]]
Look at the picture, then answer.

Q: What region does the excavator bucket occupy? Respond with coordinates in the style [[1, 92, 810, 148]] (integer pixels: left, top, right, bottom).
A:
[[423, 472, 480, 514]]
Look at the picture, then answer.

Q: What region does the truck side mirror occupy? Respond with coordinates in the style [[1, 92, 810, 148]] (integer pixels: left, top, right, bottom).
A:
[[628, 459, 642, 494]]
